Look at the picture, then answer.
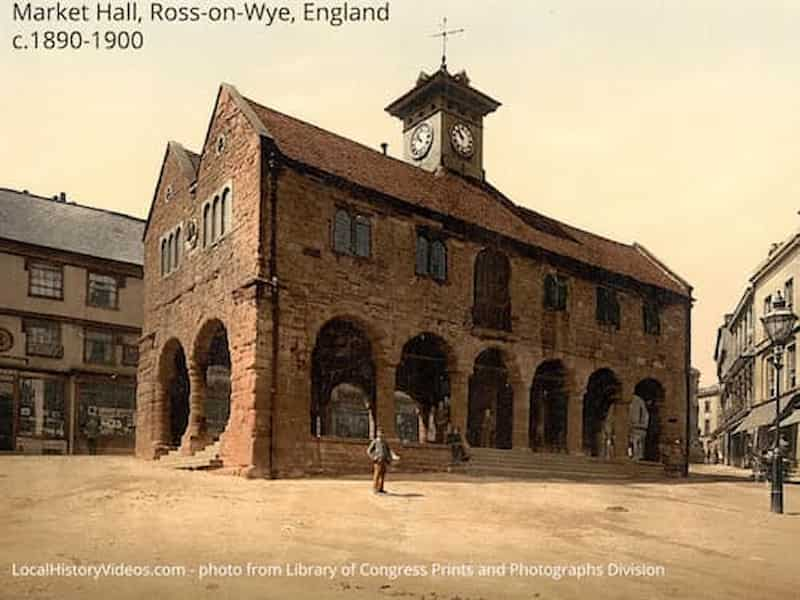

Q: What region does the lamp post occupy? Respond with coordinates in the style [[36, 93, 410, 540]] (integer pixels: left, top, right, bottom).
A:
[[760, 289, 797, 515]]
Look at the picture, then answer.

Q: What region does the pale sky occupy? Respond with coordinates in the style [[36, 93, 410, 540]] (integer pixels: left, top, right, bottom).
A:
[[2, 1, 800, 384]]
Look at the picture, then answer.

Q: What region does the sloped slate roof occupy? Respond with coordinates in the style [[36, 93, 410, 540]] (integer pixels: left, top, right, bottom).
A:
[[243, 96, 691, 297], [0, 188, 145, 265]]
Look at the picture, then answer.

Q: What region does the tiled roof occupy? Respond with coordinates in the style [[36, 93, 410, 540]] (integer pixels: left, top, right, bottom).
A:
[[0, 188, 145, 265], [243, 96, 691, 297]]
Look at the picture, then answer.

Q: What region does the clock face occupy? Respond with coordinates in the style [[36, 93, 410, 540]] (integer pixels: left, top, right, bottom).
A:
[[450, 123, 475, 158], [410, 122, 434, 160]]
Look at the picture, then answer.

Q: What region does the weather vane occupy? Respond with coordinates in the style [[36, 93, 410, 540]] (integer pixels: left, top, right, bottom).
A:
[[431, 17, 465, 70]]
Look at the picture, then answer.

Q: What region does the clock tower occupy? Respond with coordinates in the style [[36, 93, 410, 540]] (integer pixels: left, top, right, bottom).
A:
[[385, 66, 501, 180]]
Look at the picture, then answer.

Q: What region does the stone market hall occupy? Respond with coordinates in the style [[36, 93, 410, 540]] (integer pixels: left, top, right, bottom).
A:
[[135, 65, 693, 477]]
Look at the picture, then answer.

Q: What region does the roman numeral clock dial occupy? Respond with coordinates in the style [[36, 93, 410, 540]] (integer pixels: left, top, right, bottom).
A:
[[450, 123, 474, 158]]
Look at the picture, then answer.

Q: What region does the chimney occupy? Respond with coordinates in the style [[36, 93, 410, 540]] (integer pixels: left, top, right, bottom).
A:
[[380, 143, 388, 156]]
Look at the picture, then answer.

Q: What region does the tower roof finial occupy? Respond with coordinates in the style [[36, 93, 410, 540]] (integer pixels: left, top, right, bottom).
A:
[[430, 17, 465, 71]]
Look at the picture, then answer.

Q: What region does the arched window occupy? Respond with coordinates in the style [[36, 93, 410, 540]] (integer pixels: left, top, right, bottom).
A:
[[473, 249, 511, 331], [430, 240, 447, 281], [166, 233, 174, 274], [173, 227, 181, 269], [203, 204, 210, 248], [220, 188, 229, 236], [354, 216, 371, 257], [415, 236, 429, 276], [161, 239, 167, 276], [333, 209, 352, 253], [211, 196, 219, 243]]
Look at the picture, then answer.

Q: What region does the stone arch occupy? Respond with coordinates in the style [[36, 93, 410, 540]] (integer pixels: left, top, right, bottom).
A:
[[468, 348, 514, 449], [395, 333, 454, 444], [157, 338, 190, 448], [311, 318, 376, 439], [192, 319, 232, 442], [582, 369, 622, 458], [632, 378, 666, 462], [529, 360, 569, 453]]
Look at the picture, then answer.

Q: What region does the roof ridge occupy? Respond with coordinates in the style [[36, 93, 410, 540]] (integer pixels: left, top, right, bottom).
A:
[[242, 95, 420, 171], [0, 187, 145, 223]]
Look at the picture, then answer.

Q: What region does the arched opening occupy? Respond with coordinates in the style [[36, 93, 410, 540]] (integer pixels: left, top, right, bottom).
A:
[[311, 319, 375, 439], [468, 349, 513, 449], [632, 378, 665, 462], [473, 249, 511, 331], [529, 360, 568, 452], [582, 369, 621, 458], [158, 339, 190, 448], [395, 333, 451, 444], [194, 320, 232, 442]]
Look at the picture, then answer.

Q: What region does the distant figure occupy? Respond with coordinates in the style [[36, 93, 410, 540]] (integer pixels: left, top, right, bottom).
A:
[[480, 408, 495, 448], [85, 415, 100, 455], [447, 426, 470, 463], [602, 411, 616, 460], [435, 400, 450, 443], [427, 408, 437, 443], [366, 428, 395, 495]]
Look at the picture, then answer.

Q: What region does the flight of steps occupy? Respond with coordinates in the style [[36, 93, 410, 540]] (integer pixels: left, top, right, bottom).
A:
[[452, 447, 666, 481], [157, 440, 223, 470]]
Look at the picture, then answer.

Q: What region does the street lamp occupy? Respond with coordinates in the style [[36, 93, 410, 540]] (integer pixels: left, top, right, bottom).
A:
[[760, 289, 798, 514]]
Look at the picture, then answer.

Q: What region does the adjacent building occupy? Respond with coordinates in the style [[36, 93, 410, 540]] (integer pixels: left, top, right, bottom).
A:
[[136, 66, 693, 478], [714, 234, 800, 468], [697, 384, 721, 462], [0, 189, 144, 454]]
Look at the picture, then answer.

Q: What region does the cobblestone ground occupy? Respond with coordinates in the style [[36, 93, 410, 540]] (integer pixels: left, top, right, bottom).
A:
[[0, 457, 797, 600]]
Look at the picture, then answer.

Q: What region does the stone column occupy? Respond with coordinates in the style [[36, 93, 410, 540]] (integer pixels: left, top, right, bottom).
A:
[[374, 358, 397, 439], [181, 364, 207, 454], [568, 387, 586, 455], [512, 378, 531, 450], [448, 369, 469, 434]]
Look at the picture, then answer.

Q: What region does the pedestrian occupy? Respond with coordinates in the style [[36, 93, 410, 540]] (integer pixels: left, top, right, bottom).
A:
[[435, 399, 450, 443], [85, 415, 100, 455], [366, 428, 395, 495], [447, 426, 470, 463], [480, 408, 495, 448]]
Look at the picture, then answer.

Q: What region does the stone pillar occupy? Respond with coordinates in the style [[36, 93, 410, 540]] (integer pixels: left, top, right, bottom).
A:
[[374, 358, 397, 439], [448, 369, 469, 434], [512, 378, 530, 450], [181, 364, 207, 454], [568, 387, 586, 455], [153, 382, 171, 454]]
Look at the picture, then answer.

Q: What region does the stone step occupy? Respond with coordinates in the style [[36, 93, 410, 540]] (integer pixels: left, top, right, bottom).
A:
[[157, 440, 222, 470]]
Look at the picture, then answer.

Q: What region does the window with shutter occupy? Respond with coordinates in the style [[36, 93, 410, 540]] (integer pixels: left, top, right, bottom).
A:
[[430, 240, 447, 281], [333, 210, 352, 253], [416, 236, 429, 275], [354, 216, 371, 257]]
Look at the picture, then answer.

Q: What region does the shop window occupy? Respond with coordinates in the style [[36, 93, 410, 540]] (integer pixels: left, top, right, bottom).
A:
[[77, 382, 136, 443], [17, 377, 66, 441], [28, 260, 63, 300]]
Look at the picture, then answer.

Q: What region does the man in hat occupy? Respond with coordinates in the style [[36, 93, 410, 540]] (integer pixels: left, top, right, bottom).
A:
[[366, 428, 394, 494]]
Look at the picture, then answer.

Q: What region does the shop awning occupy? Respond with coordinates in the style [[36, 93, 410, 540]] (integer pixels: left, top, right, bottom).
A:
[[733, 397, 793, 434]]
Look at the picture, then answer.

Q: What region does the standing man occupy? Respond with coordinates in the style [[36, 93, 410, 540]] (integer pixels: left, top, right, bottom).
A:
[[85, 415, 100, 455], [480, 408, 495, 448], [367, 428, 394, 494]]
